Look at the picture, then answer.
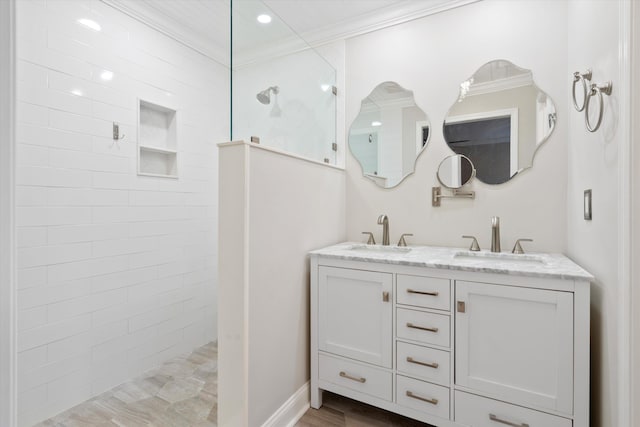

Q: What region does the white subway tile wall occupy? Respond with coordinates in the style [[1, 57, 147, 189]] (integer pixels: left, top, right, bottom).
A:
[[15, 1, 227, 425]]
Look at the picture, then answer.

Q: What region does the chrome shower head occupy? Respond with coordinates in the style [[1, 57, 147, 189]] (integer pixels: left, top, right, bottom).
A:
[[256, 86, 279, 105], [257, 90, 270, 104]]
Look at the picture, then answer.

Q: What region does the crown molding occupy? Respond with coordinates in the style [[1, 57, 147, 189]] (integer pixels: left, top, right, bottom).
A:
[[99, 0, 230, 66], [235, 0, 482, 68], [294, 0, 482, 48], [99, 0, 480, 70]]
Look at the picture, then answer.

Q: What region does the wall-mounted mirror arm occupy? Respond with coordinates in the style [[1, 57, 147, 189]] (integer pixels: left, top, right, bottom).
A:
[[431, 187, 475, 207]]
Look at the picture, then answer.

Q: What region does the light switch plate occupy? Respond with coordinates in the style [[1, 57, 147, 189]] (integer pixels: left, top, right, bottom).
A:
[[584, 189, 592, 220]]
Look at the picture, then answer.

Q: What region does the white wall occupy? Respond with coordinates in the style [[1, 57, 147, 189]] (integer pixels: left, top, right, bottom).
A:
[[15, 1, 227, 425], [218, 142, 346, 426], [566, 1, 628, 426], [345, 0, 569, 253]]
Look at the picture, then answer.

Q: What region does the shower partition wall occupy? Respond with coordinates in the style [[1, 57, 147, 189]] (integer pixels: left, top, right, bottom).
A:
[[231, 0, 337, 165]]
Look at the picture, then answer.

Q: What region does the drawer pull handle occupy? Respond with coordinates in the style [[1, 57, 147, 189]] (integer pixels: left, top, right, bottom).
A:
[[406, 357, 439, 369], [407, 289, 439, 296], [489, 414, 530, 427], [406, 391, 438, 405], [339, 371, 366, 383], [406, 322, 439, 333]]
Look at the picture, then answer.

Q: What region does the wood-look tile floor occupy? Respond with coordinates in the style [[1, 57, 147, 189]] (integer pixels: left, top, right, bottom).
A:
[[295, 392, 434, 427], [34, 342, 217, 427], [35, 342, 431, 427]]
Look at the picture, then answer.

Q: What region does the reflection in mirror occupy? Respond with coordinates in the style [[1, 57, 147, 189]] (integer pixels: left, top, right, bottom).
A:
[[349, 82, 430, 188], [443, 60, 556, 185], [437, 155, 475, 189]]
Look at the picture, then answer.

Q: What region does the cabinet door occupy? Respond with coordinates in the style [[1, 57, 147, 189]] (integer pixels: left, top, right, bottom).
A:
[[318, 266, 392, 368], [455, 281, 573, 414]]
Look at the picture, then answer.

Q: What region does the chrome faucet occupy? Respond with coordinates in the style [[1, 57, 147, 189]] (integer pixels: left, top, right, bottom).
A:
[[377, 214, 390, 246], [491, 216, 501, 253]]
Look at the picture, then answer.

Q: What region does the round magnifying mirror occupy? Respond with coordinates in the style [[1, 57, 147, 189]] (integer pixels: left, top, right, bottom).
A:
[[437, 154, 476, 189]]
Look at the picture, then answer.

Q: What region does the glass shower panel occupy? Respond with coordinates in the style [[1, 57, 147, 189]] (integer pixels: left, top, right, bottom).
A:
[[231, 0, 337, 164]]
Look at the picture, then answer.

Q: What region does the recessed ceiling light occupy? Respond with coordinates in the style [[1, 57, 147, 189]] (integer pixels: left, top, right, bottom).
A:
[[371, 121, 382, 127], [100, 70, 114, 81], [77, 18, 101, 32], [257, 14, 272, 24]]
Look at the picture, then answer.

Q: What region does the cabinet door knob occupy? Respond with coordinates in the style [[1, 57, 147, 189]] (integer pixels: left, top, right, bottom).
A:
[[382, 291, 390, 302], [457, 301, 466, 313]]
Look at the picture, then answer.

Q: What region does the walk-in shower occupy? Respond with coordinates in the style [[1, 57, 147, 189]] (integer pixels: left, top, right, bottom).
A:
[[231, 0, 337, 164]]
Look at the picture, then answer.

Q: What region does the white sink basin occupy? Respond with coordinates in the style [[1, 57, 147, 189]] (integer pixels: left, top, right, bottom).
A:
[[453, 251, 546, 264], [348, 244, 412, 254]]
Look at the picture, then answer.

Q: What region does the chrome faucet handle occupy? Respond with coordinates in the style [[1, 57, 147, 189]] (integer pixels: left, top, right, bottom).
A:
[[462, 235, 481, 252], [362, 232, 376, 245], [512, 238, 533, 254], [397, 233, 413, 247]]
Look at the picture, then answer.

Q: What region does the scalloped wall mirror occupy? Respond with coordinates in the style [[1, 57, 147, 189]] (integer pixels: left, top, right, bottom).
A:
[[349, 82, 430, 188], [443, 60, 557, 185]]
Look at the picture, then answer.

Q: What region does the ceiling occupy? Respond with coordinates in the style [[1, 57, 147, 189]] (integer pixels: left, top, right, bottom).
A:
[[101, 0, 478, 66]]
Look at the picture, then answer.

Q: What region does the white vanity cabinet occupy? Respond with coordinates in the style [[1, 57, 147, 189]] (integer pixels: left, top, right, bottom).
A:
[[318, 266, 393, 368], [455, 281, 574, 414], [310, 245, 592, 427]]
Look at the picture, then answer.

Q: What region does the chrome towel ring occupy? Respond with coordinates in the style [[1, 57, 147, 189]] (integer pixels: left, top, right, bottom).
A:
[[572, 69, 592, 112], [585, 81, 613, 133]]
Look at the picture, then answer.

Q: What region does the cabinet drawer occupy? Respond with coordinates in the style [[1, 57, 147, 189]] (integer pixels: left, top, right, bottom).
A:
[[319, 353, 392, 401], [455, 391, 572, 427], [397, 341, 450, 385], [396, 375, 449, 419], [397, 308, 450, 348], [397, 275, 450, 311]]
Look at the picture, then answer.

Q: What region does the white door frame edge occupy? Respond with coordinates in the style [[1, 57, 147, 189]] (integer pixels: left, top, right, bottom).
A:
[[0, 0, 17, 426]]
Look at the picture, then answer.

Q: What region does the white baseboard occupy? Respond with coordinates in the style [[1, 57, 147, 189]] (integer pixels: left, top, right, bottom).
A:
[[261, 381, 310, 427]]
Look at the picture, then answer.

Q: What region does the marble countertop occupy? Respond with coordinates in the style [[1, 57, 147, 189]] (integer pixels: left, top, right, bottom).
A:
[[310, 242, 594, 281]]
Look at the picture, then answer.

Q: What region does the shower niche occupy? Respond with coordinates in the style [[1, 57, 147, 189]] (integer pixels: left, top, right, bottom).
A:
[[138, 99, 178, 178]]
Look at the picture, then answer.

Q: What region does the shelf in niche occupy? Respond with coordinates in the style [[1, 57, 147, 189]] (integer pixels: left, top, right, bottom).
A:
[[138, 99, 178, 178], [139, 146, 178, 178], [139, 145, 178, 155]]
